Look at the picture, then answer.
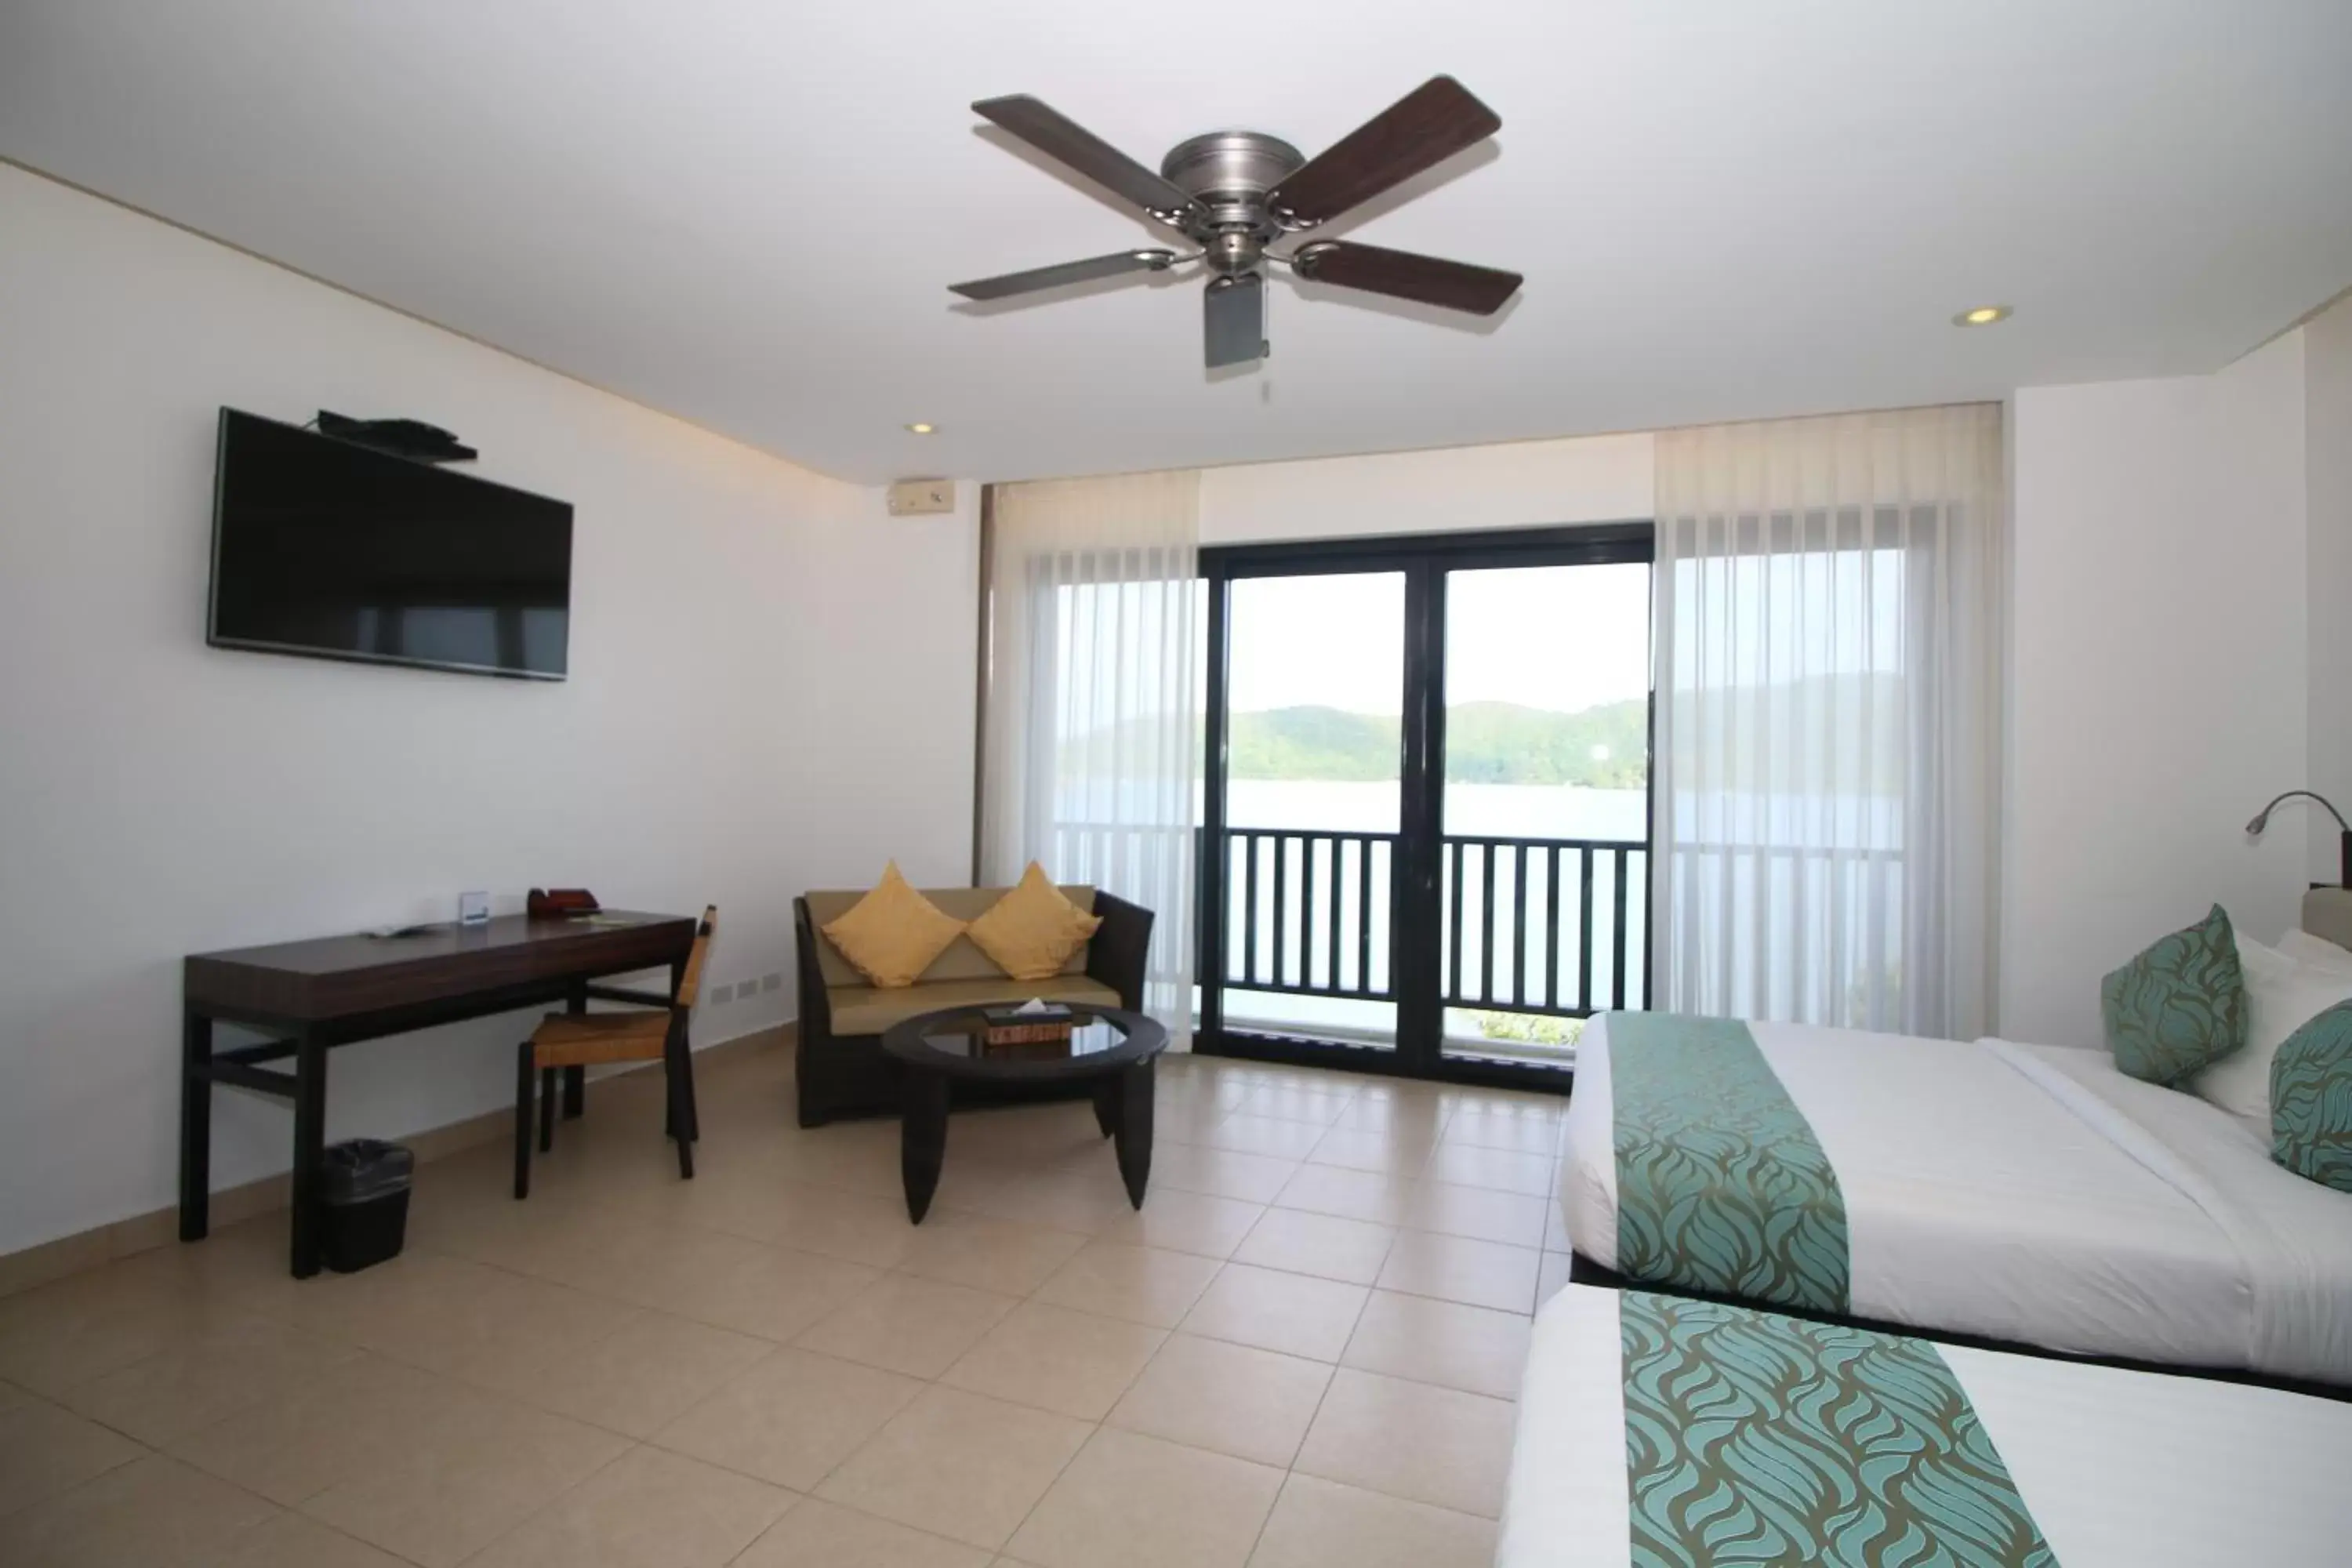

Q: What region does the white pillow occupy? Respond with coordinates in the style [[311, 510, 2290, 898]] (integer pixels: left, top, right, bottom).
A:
[[2277, 927, 2352, 972], [2190, 933, 2352, 1129]]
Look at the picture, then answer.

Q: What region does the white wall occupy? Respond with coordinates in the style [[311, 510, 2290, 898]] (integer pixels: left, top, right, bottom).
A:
[[0, 165, 977, 1255], [2306, 295, 2352, 883], [1199, 432, 1653, 545], [2002, 332, 2310, 1047]]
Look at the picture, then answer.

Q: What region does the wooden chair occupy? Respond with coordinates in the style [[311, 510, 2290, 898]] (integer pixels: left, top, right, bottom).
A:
[[514, 905, 714, 1199]]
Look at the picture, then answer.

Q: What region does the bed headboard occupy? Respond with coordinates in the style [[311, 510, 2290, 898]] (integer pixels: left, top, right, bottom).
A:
[[2300, 887, 2352, 953]]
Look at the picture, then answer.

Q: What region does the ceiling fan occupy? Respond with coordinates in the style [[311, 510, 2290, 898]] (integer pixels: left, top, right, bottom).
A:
[[949, 76, 1519, 368]]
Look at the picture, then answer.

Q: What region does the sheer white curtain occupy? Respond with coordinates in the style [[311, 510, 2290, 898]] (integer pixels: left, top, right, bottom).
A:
[[980, 470, 1200, 1037], [1652, 405, 2003, 1038]]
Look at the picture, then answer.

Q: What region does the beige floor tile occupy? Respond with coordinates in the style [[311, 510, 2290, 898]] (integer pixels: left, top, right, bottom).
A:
[[1146, 1143, 1300, 1204], [1227, 1083, 1359, 1127], [1438, 1105, 1566, 1154], [1340, 1290, 1532, 1400], [1292, 1369, 1516, 1518], [940, 1301, 1164, 1420], [0, 1382, 144, 1517], [652, 1346, 924, 1490], [1374, 1230, 1541, 1313], [276, 1248, 513, 1351], [170, 1354, 476, 1507], [1269, 1164, 1414, 1226], [1178, 1264, 1367, 1363], [761, 1185, 924, 1269], [481, 1309, 774, 1439], [793, 1274, 1019, 1379], [59, 1310, 360, 1447], [944, 1165, 1142, 1236], [466, 1445, 793, 1567], [735, 1497, 991, 1567], [1030, 1242, 1223, 1328], [1197, 1114, 1330, 1161], [666, 1243, 883, 1343], [1420, 1143, 1557, 1196], [1006, 1427, 1282, 1568], [815, 1386, 1090, 1551], [1398, 1180, 1549, 1248], [216, 1511, 413, 1568], [599, 1155, 814, 1244], [1104, 1333, 1332, 1469], [1301, 1127, 1436, 1175], [296, 1387, 628, 1567], [0, 1265, 235, 1398], [897, 1212, 1089, 1297], [1230, 1208, 1396, 1286], [1096, 1188, 1265, 1258], [1244, 1473, 1497, 1568], [346, 1261, 642, 1385], [0, 1453, 277, 1568], [1329, 1092, 1450, 1138]]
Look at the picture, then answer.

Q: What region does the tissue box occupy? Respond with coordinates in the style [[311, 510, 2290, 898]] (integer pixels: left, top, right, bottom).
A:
[[982, 1001, 1074, 1048]]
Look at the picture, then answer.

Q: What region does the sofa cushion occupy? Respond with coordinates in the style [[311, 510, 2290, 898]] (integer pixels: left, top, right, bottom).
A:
[[967, 862, 1105, 981], [827, 973, 1122, 1038], [819, 863, 967, 989], [805, 884, 1098, 987]]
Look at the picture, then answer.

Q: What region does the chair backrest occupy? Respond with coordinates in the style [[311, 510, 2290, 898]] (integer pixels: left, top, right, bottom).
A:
[[676, 906, 717, 1008]]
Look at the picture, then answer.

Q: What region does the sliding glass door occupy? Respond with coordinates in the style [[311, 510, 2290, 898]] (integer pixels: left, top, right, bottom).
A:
[[1198, 525, 1653, 1087]]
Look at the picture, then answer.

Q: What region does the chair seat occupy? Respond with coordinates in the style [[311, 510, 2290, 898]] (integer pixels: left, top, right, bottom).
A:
[[529, 1009, 670, 1067], [827, 974, 1122, 1037]]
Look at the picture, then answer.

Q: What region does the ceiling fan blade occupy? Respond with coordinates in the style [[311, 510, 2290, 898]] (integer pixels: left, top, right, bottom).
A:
[[1204, 274, 1266, 368], [949, 249, 1178, 301], [1268, 76, 1501, 230], [973, 95, 1200, 220], [1290, 241, 1520, 315]]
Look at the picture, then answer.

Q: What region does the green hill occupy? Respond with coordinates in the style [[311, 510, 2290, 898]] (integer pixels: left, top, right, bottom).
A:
[[1228, 700, 1650, 787]]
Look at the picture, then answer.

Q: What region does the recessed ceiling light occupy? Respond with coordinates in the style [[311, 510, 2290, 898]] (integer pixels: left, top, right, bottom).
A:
[[1952, 305, 2012, 327], [905, 422, 936, 434]]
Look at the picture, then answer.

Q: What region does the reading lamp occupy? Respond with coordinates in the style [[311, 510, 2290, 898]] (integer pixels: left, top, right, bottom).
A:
[[2245, 790, 2352, 887]]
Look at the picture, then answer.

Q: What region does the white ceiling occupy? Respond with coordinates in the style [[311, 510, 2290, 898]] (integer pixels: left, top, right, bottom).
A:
[[5, 1, 2349, 485]]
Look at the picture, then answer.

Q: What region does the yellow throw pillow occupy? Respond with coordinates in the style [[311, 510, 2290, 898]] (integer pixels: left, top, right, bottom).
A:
[[967, 862, 1105, 982], [821, 862, 966, 989]]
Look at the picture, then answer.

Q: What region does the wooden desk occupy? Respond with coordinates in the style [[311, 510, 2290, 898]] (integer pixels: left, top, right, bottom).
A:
[[181, 911, 698, 1277]]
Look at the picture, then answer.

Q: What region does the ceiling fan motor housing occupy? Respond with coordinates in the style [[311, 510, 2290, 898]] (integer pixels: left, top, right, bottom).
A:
[[1159, 130, 1304, 274]]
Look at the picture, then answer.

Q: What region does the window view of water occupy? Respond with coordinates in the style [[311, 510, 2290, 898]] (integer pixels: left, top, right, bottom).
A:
[[1200, 559, 1655, 1065]]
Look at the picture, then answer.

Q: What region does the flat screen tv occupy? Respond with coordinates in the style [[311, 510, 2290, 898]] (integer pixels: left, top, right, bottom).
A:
[[208, 408, 574, 680]]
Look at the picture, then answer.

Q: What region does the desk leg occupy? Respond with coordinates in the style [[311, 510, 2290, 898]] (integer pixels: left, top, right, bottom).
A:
[[179, 1007, 212, 1242], [562, 982, 586, 1120], [289, 1033, 328, 1279]]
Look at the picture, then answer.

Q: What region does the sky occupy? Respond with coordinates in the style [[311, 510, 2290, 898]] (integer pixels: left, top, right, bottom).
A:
[[1223, 562, 1653, 716]]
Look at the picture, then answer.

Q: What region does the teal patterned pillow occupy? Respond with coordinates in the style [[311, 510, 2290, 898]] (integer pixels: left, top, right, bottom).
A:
[[2100, 904, 2247, 1085], [2272, 1000, 2352, 1192]]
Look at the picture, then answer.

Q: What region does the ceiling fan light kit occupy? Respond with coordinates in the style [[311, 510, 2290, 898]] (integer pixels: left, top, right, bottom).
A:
[[950, 76, 1520, 368]]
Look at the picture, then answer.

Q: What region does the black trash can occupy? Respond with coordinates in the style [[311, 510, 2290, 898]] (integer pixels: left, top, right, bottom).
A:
[[318, 1139, 414, 1273]]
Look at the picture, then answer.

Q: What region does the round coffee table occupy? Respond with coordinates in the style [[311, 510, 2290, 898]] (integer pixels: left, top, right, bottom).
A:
[[880, 1004, 1168, 1222]]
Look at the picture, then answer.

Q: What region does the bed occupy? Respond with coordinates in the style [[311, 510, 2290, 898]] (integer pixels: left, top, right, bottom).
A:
[[1557, 994, 2352, 1382], [1499, 1283, 2352, 1567]]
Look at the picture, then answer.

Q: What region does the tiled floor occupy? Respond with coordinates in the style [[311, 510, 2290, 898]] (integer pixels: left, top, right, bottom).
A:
[[0, 1043, 1574, 1566]]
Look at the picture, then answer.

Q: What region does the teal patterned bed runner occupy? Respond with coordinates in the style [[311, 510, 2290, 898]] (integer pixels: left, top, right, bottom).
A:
[[1619, 1291, 2055, 1567], [1609, 1013, 1850, 1312]]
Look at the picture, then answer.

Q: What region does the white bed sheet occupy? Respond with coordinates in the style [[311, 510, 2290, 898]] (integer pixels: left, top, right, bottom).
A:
[[1499, 1285, 2352, 1568], [1557, 1014, 2352, 1378]]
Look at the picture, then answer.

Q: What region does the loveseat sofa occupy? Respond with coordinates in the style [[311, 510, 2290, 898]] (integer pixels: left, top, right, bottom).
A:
[[791, 883, 1153, 1125]]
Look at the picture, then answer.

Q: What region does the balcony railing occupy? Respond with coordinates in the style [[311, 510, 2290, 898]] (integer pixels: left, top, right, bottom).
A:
[[1218, 827, 1649, 1019]]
